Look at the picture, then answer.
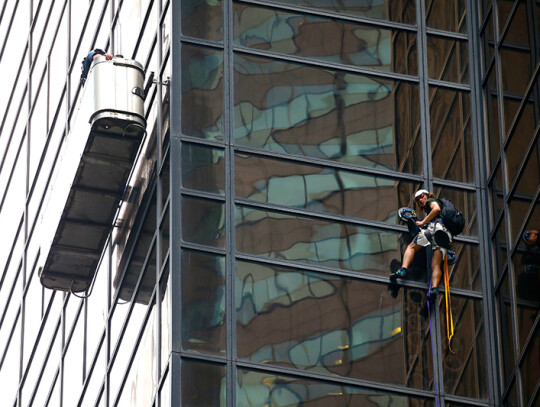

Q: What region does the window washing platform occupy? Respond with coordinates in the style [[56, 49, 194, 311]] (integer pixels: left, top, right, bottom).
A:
[[39, 57, 146, 293]]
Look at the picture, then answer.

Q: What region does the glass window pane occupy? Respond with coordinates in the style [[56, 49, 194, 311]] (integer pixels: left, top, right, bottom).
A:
[[235, 152, 421, 224], [182, 142, 225, 194], [521, 325, 540, 407], [429, 87, 474, 183], [236, 260, 434, 389], [497, 272, 515, 387], [234, 53, 422, 174], [237, 369, 436, 406], [182, 0, 223, 42], [181, 44, 224, 141], [427, 35, 469, 84], [489, 163, 503, 225], [492, 219, 507, 279], [426, 0, 467, 33], [181, 359, 226, 406], [182, 196, 226, 248], [262, 0, 416, 25], [441, 296, 488, 399], [483, 67, 499, 172], [233, 3, 418, 75], [505, 103, 536, 183], [235, 205, 406, 279], [500, 47, 532, 96], [182, 250, 226, 355]]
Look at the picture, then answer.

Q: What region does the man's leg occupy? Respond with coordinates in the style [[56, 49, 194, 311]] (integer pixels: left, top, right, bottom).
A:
[[403, 242, 423, 269], [391, 242, 423, 280], [431, 249, 443, 289]]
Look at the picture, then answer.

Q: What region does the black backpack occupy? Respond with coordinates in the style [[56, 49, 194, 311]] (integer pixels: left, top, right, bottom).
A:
[[439, 198, 465, 236]]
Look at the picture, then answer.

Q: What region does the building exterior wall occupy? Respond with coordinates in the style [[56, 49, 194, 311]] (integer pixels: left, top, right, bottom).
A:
[[0, 0, 538, 406]]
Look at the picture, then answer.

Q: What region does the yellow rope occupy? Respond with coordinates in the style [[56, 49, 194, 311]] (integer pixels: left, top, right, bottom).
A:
[[443, 253, 455, 353]]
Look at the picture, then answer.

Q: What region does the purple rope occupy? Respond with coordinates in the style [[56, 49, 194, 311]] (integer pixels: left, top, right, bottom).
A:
[[427, 281, 441, 407]]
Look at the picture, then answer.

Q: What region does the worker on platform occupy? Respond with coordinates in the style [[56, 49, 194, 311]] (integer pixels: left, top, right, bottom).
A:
[[80, 48, 113, 85]]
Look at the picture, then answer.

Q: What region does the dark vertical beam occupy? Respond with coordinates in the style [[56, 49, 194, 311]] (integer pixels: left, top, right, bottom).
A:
[[468, 0, 503, 405], [169, 0, 182, 405]]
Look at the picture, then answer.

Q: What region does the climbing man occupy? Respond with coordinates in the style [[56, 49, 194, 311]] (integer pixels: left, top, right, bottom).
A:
[[390, 189, 452, 300], [80, 48, 113, 85]]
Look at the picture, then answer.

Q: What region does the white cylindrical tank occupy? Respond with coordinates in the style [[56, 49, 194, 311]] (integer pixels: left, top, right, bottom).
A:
[[89, 56, 146, 127]]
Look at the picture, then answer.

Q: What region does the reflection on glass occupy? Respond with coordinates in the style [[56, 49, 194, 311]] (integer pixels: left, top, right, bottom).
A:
[[182, 0, 223, 41], [429, 86, 474, 183], [484, 67, 499, 172], [265, 0, 416, 25], [234, 54, 422, 173], [233, 3, 418, 75], [497, 273, 515, 386], [236, 260, 433, 388], [235, 205, 400, 277], [182, 44, 224, 141], [520, 326, 540, 407], [235, 152, 420, 223], [182, 196, 225, 248], [182, 359, 226, 406], [501, 48, 532, 96], [427, 35, 469, 84], [425, 0, 467, 33], [182, 142, 225, 194], [441, 296, 487, 399], [492, 220, 507, 279], [489, 164, 503, 224], [505, 104, 536, 184], [237, 369, 435, 406], [442, 242, 481, 292], [182, 250, 226, 354]]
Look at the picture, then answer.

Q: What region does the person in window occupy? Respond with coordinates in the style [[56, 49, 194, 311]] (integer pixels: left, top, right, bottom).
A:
[[390, 189, 452, 300], [522, 229, 539, 248], [80, 48, 113, 85]]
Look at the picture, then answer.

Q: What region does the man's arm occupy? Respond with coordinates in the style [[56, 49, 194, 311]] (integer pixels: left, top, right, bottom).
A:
[[416, 201, 441, 226]]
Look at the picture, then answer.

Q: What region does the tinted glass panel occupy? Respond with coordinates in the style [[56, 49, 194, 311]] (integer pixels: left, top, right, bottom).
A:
[[441, 296, 488, 399], [429, 87, 474, 183], [235, 153, 421, 224], [182, 359, 226, 406], [182, 44, 224, 141], [484, 67, 499, 172], [182, 142, 225, 195], [236, 205, 417, 280], [182, 196, 226, 248], [521, 326, 540, 407], [182, 0, 223, 41], [497, 272, 515, 386], [237, 369, 436, 406], [182, 250, 226, 354], [426, 0, 467, 33], [264, 0, 416, 25], [236, 261, 434, 388], [500, 47, 532, 95], [233, 3, 418, 75], [505, 103, 536, 182], [427, 35, 469, 84], [234, 54, 422, 174]]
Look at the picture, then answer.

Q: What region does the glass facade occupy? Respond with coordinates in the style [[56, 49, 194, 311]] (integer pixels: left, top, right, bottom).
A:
[[0, 1, 538, 407]]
